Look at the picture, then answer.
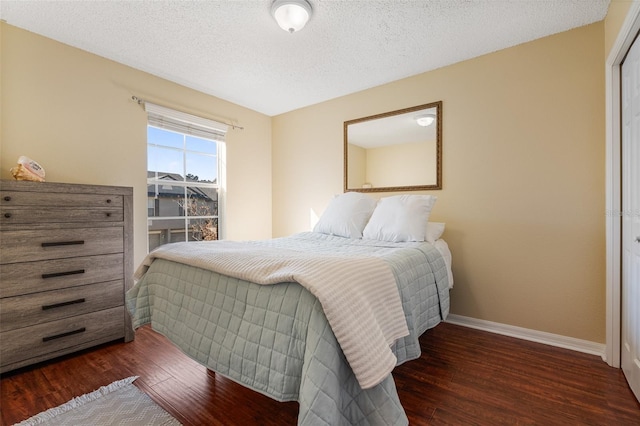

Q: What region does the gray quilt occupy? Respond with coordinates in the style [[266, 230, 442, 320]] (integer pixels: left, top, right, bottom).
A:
[[126, 233, 450, 425]]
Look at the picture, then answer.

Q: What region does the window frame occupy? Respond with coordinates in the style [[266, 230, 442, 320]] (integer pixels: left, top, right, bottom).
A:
[[143, 102, 227, 252]]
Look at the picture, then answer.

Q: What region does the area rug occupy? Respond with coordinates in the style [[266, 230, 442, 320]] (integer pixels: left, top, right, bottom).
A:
[[14, 376, 181, 426]]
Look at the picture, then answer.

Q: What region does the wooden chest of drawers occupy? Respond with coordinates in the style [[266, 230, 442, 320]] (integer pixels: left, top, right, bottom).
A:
[[0, 180, 133, 373]]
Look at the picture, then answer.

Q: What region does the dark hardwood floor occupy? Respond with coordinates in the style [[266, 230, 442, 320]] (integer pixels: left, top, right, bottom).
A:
[[1, 322, 638, 425]]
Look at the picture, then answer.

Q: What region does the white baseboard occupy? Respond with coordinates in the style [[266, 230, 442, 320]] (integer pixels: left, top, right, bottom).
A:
[[445, 314, 606, 360]]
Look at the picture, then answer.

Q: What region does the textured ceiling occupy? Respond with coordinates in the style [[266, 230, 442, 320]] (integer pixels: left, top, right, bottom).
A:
[[0, 0, 610, 116]]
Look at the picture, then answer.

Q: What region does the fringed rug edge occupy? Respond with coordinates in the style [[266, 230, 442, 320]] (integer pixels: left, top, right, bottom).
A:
[[13, 376, 139, 426]]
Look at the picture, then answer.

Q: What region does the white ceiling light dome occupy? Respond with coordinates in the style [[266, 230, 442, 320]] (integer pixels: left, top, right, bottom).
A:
[[271, 0, 312, 33], [415, 113, 436, 127]]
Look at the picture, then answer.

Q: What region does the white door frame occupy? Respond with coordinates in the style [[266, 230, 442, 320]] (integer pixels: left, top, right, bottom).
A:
[[606, 2, 640, 368]]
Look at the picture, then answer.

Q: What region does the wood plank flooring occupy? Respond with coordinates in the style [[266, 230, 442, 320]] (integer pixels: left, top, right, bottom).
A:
[[1, 322, 638, 425]]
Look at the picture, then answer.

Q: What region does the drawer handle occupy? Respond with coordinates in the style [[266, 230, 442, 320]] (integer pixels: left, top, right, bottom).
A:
[[106, 199, 112, 204], [4, 213, 11, 218], [42, 269, 86, 279], [41, 240, 85, 247], [106, 212, 111, 217], [42, 327, 86, 342], [3, 196, 10, 202], [42, 298, 86, 310]]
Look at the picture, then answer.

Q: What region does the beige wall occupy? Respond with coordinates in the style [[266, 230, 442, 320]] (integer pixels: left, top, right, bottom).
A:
[[273, 23, 606, 343], [605, 0, 634, 58], [0, 23, 273, 268]]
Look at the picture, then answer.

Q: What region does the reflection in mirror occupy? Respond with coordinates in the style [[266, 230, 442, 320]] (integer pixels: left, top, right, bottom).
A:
[[344, 101, 442, 192]]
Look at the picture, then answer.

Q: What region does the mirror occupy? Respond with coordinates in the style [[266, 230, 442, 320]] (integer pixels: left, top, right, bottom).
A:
[[344, 101, 442, 192]]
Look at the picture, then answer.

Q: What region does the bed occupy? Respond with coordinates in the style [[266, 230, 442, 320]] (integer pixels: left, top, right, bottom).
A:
[[126, 193, 452, 425]]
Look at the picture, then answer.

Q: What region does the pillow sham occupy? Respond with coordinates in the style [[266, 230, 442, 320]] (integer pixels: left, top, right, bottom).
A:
[[425, 222, 446, 244], [363, 194, 437, 242], [313, 192, 377, 238]]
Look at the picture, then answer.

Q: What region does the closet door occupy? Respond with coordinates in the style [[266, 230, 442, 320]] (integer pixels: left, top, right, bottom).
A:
[[621, 31, 640, 402]]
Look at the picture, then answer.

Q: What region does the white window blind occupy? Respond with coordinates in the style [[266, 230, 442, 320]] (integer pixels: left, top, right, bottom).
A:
[[144, 102, 228, 142]]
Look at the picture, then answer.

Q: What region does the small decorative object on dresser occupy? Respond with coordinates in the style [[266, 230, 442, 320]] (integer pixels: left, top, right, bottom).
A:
[[0, 180, 133, 373], [10, 156, 46, 182]]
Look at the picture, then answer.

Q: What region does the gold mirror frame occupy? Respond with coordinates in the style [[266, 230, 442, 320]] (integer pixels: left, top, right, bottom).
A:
[[344, 101, 442, 192]]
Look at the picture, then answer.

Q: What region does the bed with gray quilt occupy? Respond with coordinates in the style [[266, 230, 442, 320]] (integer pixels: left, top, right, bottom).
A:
[[126, 232, 450, 425]]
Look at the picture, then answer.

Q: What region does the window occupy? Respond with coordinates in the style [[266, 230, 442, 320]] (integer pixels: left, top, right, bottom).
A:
[[144, 103, 227, 252]]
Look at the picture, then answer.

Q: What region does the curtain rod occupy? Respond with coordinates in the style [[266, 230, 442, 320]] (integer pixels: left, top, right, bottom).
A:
[[132, 95, 244, 130]]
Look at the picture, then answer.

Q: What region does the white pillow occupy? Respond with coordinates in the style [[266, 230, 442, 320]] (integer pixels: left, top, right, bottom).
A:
[[363, 195, 437, 242], [313, 192, 377, 238], [425, 222, 445, 244]]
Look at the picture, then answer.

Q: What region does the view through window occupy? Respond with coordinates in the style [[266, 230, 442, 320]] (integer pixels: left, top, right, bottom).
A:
[[147, 126, 220, 251]]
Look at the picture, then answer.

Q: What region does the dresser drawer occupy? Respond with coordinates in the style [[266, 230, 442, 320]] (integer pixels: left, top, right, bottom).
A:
[[1, 206, 123, 225], [0, 191, 123, 208], [0, 227, 123, 264], [0, 280, 123, 332], [0, 253, 123, 297], [0, 306, 124, 368]]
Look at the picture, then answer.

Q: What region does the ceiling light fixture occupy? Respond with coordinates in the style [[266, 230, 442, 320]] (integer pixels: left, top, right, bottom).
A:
[[415, 113, 436, 127], [271, 0, 312, 33]]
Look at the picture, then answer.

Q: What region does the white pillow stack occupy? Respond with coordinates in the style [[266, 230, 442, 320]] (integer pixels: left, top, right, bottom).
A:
[[314, 193, 444, 243]]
